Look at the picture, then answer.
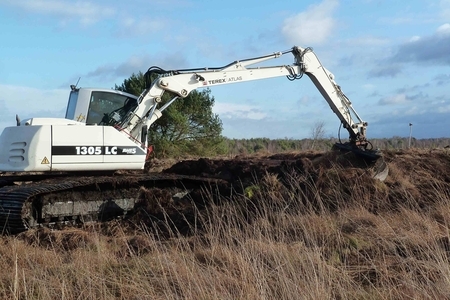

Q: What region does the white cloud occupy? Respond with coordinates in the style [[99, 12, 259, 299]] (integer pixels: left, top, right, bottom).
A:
[[0, 85, 67, 133], [379, 94, 410, 105], [117, 18, 166, 37], [390, 23, 450, 66], [404, 106, 420, 115], [437, 23, 450, 35], [0, 84, 67, 122], [281, 0, 338, 45], [363, 84, 375, 90], [2, 0, 115, 26], [213, 103, 266, 120], [438, 104, 450, 113], [347, 36, 390, 47], [86, 51, 189, 81], [297, 95, 313, 105]]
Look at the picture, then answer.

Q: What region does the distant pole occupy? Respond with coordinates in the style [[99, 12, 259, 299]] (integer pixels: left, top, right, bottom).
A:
[[408, 123, 413, 148]]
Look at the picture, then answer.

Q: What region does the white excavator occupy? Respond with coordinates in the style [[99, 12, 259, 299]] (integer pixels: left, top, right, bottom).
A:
[[0, 46, 387, 233], [0, 46, 379, 172]]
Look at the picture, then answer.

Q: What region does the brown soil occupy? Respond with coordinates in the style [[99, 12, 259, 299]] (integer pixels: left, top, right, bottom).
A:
[[161, 150, 379, 186], [160, 148, 450, 193], [121, 148, 450, 236]]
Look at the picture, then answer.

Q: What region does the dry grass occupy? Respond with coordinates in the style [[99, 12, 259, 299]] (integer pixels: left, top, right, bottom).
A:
[[1, 149, 450, 299]]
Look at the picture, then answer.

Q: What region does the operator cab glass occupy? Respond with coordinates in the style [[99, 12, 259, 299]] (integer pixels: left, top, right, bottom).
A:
[[65, 89, 138, 125], [65, 90, 79, 121], [86, 91, 138, 125]]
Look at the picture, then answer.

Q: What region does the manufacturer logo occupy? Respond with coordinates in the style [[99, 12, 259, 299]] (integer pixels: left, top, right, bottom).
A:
[[121, 148, 136, 154], [207, 77, 242, 85]]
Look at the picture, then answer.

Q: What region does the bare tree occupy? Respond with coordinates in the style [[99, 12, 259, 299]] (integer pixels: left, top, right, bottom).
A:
[[310, 121, 325, 150]]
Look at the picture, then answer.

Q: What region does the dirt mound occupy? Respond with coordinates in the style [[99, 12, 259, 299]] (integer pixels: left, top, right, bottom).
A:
[[163, 150, 385, 187], [159, 149, 449, 188], [158, 149, 449, 210], [383, 148, 450, 183], [125, 149, 450, 236]]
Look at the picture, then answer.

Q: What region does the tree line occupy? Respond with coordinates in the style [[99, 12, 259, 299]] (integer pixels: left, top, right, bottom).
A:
[[221, 137, 450, 157]]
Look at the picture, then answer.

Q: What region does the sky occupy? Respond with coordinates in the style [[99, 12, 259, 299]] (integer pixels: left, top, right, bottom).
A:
[[0, 0, 449, 140]]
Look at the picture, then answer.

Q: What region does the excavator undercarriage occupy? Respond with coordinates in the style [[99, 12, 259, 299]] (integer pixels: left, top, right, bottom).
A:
[[0, 172, 228, 233]]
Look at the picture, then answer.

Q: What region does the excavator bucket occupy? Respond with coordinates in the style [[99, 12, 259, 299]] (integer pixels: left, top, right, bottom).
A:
[[332, 142, 389, 181]]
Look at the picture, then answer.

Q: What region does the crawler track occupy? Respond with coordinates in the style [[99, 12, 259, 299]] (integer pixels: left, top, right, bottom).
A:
[[0, 173, 227, 234]]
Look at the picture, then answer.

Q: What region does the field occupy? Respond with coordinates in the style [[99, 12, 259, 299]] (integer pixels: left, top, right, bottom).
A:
[[1, 148, 450, 299]]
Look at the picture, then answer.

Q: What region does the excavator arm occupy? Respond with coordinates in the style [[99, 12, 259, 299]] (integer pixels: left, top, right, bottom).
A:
[[117, 46, 373, 156]]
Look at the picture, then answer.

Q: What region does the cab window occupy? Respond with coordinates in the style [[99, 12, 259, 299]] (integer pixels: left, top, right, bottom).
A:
[[86, 91, 136, 125]]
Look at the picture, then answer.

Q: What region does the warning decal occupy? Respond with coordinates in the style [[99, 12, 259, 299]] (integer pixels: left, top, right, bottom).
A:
[[41, 157, 50, 164]]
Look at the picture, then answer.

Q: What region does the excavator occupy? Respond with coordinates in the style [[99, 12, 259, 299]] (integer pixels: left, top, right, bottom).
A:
[[0, 46, 388, 233]]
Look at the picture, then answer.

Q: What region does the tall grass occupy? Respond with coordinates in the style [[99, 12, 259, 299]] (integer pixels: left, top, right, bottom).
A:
[[2, 150, 450, 299]]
